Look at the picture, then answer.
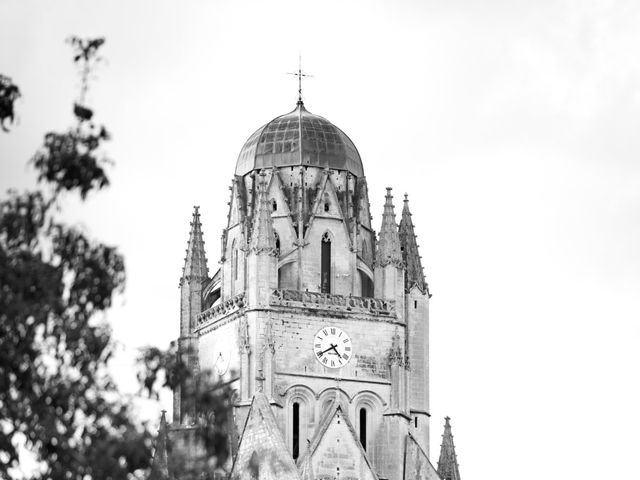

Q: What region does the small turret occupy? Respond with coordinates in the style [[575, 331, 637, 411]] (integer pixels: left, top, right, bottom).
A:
[[402, 194, 432, 453], [437, 416, 462, 480], [175, 206, 209, 424], [374, 188, 405, 321]]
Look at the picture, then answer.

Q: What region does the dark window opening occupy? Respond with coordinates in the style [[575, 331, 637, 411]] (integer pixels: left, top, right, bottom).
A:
[[233, 249, 238, 280], [359, 408, 367, 450], [292, 402, 300, 459], [414, 300, 418, 309], [321, 233, 331, 293], [359, 270, 374, 298], [324, 202, 330, 212], [274, 232, 280, 256], [415, 417, 418, 428], [272, 199, 277, 211]]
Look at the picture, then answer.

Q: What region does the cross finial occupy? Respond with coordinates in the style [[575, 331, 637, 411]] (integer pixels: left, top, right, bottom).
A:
[[288, 54, 313, 105]]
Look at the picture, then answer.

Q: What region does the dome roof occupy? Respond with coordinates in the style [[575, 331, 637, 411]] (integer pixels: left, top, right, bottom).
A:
[[235, 102, 364, 177]]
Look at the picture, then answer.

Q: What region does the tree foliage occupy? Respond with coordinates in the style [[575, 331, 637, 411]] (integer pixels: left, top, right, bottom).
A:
[[1, 36, 237, 480], [0, 74, 21, 132], [0, 38, 153, 479]]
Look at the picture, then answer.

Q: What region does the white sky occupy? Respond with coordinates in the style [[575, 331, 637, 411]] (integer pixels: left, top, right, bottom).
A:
[[1, 0, 640, 478]]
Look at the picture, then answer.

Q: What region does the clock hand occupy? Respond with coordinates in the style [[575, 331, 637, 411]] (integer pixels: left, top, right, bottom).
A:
[[319, 345, 336, 355], [329, 344, 340, 356]]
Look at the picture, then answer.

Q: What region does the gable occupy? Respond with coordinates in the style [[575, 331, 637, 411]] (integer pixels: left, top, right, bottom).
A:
[[267, 170, 292, 217], [230, 394, 300, 480], [404, 434, 440, 480], [299, 404, 377, 480], [311, 174, 344, 219]]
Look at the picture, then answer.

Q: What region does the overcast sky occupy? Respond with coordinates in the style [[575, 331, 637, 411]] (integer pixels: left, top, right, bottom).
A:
[[1, 0, 639, 479]]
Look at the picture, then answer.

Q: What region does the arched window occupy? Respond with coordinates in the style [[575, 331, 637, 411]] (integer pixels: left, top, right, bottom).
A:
[[359, 408, 367, 451], [324, 202, 330, 212], [292, 402, 300, 459], [271, 199, 277, 212], [321, 233, 331, 294]]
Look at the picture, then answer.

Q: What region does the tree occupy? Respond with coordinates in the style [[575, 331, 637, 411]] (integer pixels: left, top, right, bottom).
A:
[[1, 36, 236, 480], [0, 37, 152, 479]]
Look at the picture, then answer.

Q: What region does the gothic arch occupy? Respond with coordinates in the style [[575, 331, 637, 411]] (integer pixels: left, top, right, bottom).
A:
[[352, 391, 384, 458], [285, 385, 316, 460]]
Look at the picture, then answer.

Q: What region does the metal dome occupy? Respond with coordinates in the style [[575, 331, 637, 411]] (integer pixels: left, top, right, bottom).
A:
[[235, 102, 364, 177]]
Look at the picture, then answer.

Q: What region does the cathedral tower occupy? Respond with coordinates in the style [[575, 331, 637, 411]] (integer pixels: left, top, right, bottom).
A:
[[160, 98, 451, 480]]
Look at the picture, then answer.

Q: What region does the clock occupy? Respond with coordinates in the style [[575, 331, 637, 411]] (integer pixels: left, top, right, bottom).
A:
[[213, 343, 231, 376], [313, 326, 353, 369]]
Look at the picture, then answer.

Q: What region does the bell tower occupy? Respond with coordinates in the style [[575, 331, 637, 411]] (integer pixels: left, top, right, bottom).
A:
[[158, 98, 448, 480]]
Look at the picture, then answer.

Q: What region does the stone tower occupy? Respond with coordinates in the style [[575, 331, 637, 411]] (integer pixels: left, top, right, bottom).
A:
[[155, 99, 460, 480]]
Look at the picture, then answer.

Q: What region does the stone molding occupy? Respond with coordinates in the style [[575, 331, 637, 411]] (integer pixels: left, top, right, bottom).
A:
[[195, 292, 245, 332], [269, 289, 395, 316]]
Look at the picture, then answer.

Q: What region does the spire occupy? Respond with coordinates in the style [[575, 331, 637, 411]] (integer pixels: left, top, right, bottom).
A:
[[148, 410, 170, 480], [399, 194, 428, 294], [375, 187, 403, 268], [249, 171, 277, 255], [437, 417, 461, 480], [287, 54, 312, 106], [180, 206, 209, 286]]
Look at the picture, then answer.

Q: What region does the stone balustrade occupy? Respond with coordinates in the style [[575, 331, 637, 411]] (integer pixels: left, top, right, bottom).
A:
[[269, 289, 395, 316], [196, 292, 245, 327]]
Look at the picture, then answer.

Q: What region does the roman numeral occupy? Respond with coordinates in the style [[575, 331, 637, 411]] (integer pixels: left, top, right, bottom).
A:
[[317, 351, 323, 358], [343, 339, 349, 343], [342, 354, 349, 360], [331, 360, 335, 367], [315, 344, 321, 348], [322, 329, 328, 336], [322, 357, 328, 364], [330, 328, 335, 334], [345, 346, 351, 351]]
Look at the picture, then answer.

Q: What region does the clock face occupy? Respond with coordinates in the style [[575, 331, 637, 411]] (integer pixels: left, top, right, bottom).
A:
[[313, 326, 352, 369]]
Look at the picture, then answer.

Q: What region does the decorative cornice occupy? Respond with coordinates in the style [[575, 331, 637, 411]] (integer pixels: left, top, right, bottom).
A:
[[269, 289, 396, 317], [195, 293, 245, 330]]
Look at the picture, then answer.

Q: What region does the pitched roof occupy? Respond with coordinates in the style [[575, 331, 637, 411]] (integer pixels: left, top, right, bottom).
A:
[[437, 417, 461, 480], [180, 206, 209, 286], [403, 433, 440, 480], [229, 393, 300, 480], [297, 398, 378, 480], [398, 194, 429, 294]]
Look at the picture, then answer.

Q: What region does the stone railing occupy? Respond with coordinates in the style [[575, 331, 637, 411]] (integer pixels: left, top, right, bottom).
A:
[[196, 292, 245, 327], [269, 289, 395, 316]]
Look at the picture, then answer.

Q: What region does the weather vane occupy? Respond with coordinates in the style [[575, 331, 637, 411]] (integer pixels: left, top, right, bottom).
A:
[[287, 55, 313, 105]]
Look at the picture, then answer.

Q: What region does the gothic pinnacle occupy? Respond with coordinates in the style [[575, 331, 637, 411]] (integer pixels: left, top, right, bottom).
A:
[[180, 205, 209, 286], [148, 410, 170, 480], [437, 416, 461, 480], [399, 193, 428, 294], [375, 187, 403, 268], [249, 170, 277, 255]]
